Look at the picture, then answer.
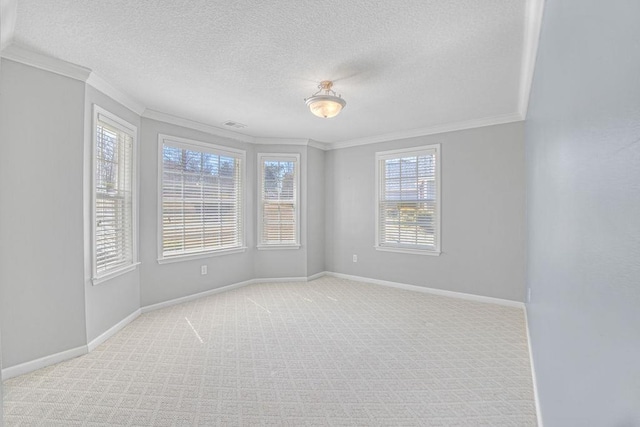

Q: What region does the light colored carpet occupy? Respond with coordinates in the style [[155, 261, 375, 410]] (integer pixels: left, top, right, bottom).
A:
[[3, 276, 537, 426]]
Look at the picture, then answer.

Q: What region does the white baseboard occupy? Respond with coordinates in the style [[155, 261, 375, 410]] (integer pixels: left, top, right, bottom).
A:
[[1, 345, 88, 380], [251, 276, 308, 284], [525, 307, 544, 427], [141, 274, 328, 314], [3, 271, 524, 381], [325, 272, 525, 308], [307, 271, 328, 281], [87, 309, 141, 352], [141, 279, 255, 313]]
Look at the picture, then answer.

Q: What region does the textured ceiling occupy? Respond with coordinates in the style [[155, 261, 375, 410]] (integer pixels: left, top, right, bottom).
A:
[[11, 0, 528, 144]]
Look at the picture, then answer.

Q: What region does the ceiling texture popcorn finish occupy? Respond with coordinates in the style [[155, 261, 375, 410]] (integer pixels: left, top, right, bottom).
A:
[[8, 0, 542, 146]]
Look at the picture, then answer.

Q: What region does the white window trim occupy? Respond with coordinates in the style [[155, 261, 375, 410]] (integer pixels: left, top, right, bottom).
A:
[[91, 105, 139, 285], [257, 244, 301, 251], [257, 153, 301, 249], [157, 247, 247, 264], [374, 144, 441, 256], [157, 134, 247, 263]]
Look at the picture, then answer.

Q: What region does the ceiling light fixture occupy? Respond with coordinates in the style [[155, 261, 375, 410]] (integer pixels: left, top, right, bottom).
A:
[[305, 80, 346, 119]]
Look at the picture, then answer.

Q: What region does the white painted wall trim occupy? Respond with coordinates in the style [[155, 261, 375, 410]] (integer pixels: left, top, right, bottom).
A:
[[254, 137, 309, 146], [330, 113, 524, 150], [307, 271, 327, 281], [308, 140, 329, 151], [87, 309, 141, 352], [2, 271, 525, 380], [251, 276, 309, 284], [519, 0, 545, 118], [0, 43, 91, 81], [0, 45, 532, 153], [142, 109, 255, 144], [251, 138, 328, 151], [86, 73, 145, 115], [140, 113, 333, 150], [525, 306, 544, 427], [1, 309, 142, 379], [141, 279, 256, 313], [1, 345, 88, 380], [325, 272, 525, 308], [142, 274, 328, 314], [140, 111, 523, 151]]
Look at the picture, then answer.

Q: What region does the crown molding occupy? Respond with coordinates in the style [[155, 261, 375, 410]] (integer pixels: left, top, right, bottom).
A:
[[329, 112, 524, 150], [2, 43, 146, 116], [308, 140, 329, 151], [254, 137, 309, 146], [0, 0, 17, 50], [519, 0, 545, 119], [142, 109, 255, 144], [86, 72, 145, 115], [0, 43, 91, 81], [253, 138, 329, 150], [0, 39, 536, 152]]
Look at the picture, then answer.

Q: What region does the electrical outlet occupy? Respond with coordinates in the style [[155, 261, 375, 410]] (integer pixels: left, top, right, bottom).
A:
[[353, 254, 358, 263], [527, 288, 531, 303], [201, 265, 208, 275]]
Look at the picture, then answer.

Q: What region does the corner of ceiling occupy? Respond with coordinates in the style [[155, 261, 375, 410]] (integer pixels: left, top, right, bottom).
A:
[[0, 43, 145, 116], [0, 0, 17, 50], [518, 0, 545, 120], [3, 0, 544, 152], [0, 43, 91, 81], [86, 73, 145, 115], [329, 113, 525, 151], [254, 137, 331, 151], [308, 140, 329, 151], [0, 43, 532, 152]]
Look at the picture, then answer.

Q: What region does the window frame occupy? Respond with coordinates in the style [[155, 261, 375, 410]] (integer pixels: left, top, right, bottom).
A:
[[91, 105, 139, 285], [257, 153, 301, 250], [157, 134, 247, 264], [375, 144, 441, 256]]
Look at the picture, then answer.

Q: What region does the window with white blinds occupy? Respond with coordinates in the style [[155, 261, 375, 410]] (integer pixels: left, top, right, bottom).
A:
[[93, 106, 137, 282], [258, 154, 300, 248], [159, 136, 245, 261], [375, 144, 441, 255]]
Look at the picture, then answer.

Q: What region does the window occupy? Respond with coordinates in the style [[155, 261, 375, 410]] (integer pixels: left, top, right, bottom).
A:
[[92, 106, 138, 283], [257, 154, 300, 248], [375, 144, 441, 255], [159, 135, 245, 262]]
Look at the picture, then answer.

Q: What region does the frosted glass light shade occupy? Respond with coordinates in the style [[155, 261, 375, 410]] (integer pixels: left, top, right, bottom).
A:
[[305, 95, 346, 118]]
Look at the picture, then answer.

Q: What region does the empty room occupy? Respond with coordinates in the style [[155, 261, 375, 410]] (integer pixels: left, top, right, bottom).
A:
[[0, 0, 638, 425]]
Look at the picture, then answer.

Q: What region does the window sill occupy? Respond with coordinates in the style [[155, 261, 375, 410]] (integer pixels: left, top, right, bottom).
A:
[[92, 262, 141, 285], [158, 247, 247, 264], [257, 244, 301, 251], [375, 246, 441, 256]]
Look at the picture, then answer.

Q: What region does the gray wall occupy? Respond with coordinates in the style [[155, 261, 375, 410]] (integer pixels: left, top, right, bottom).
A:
[[326, 122, 526, 301], [0, 37, 4, 427], [525, 1, 640, 426], [306, 146, 325, 276], [83, 86, 141, 343], [138, 118, 256, 307], [0, 52, 526, 390], [0, 59, 87, 367]]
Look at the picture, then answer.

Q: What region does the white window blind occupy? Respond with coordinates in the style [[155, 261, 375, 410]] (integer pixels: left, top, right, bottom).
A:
[[376, 145, 441, 254], [160, 136, 245, 260], [93, 108, 137, 280], [258, 154, 300, 247]]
